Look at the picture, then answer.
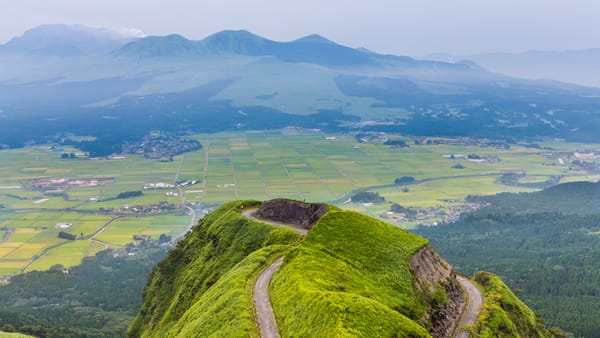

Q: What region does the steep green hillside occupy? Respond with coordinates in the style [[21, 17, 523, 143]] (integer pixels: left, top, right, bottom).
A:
[[270, 210, 430, 337], [128, 200, 301, 337], [473, 272, 560, 338], [129, 199, 557, 337]]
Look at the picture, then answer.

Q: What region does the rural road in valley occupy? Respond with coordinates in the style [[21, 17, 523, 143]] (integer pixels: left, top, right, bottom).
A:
[[455, 275, 484, 338], [170, 204, 197, 245], [241, 208, 307, 338]]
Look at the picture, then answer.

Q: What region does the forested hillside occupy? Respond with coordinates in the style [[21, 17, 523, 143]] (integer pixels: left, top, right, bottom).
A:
[[417, 181, 600, 337], [0, 249, 166, 337]]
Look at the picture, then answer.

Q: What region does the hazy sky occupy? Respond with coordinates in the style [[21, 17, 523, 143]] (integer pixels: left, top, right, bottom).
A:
[[3, 0, 600, 56]]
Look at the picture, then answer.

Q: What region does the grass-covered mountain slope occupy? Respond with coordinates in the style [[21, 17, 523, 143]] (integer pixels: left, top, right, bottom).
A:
[[129, 199, 556, 337], [269, 210, 431, 337], [473, 272, 561, 338], [128, 200, 302, 337]]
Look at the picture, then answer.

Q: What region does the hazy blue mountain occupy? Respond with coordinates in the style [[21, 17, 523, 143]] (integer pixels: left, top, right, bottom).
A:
[[114, 34, 201, 59], [0, 24, 135, 56], [262, 33, 374, 66], [2, 24, 600, 153], [194, 30, 373, 66], [428, 49, 600, 88], [113, 29, 469, 69], [199, 29, 272, 55]]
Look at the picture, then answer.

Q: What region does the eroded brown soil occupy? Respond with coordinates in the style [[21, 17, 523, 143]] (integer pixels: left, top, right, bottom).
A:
[[255, 199, 328, 230], [410, 246, 466, 338]]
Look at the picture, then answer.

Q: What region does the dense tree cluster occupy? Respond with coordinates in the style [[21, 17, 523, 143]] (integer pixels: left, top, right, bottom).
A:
[[498, 172, 562, 189], [384, 139, 409, 147], [0, 249, 166, 337], [394, 176, 416, 185], [116, 191, 143, 199], [57, 231, 76, 240], [350, 191, 385, 203], [390, 203, 417, 217]]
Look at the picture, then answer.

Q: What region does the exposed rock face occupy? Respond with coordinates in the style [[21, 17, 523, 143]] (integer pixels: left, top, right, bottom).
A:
[[410, 246, 465, 338], [255, 199, 328, 229]]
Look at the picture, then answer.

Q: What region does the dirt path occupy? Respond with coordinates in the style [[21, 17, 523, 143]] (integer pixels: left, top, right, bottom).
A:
[[254, 257, 284, 338], [455, 276, 484, 338], [241, 209, 308, 338], [87, 216, 123, 240], [241, 209, 307, 235], [243, 208, 481, 337], [1, 228, 15, 243]]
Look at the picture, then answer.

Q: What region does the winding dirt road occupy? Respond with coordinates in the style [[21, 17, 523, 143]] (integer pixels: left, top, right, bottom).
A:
[[242, 209, 307, 338], [455, 275, 484, 338], [241, 209, 307, 235], [254, 257, 284, 338], [243, 208, 483, 338]]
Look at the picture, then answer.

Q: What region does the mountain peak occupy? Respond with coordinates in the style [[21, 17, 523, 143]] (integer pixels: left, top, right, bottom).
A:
[[113, 34, 200, 59], [207, 29, 262, 39], [200, 30, 271, 54], [293, 34, 336, 45]]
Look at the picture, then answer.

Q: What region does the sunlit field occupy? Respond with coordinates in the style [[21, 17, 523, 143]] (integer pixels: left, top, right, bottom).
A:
[[1, 129, 598, 273]]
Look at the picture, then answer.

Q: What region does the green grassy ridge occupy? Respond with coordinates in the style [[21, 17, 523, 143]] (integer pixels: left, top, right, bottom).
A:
[[130, 200, 550, 337], [159, 245, 290, 337], [270, 210, 431, 337], [128, 200, 301, 337], [473, 272, 562, 338]]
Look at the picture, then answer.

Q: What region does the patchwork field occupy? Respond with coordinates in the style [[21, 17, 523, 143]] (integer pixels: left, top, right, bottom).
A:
[[185, 130, 589, 199], [1, 129, 599, 274]]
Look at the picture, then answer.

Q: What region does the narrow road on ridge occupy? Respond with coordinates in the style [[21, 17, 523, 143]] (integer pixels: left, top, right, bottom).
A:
[[241, 209, 308, 235], [455, 275, 484, 338], [243, 208, 482, 338], [241, 209, 307, 338], [254, 257, 284, 338]]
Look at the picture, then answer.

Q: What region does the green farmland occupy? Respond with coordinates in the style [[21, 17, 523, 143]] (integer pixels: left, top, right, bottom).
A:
[[1, 129, 599, 274]]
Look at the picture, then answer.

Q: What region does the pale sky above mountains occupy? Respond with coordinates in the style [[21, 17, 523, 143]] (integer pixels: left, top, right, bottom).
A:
[[3, 0, 600, 56]]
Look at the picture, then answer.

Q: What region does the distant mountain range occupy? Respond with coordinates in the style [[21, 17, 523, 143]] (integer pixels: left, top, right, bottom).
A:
[[112, 29, 377, 66], [2, 24, 600, 154], [428, 49, 600, 88], [0, 24, 135, 56]]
